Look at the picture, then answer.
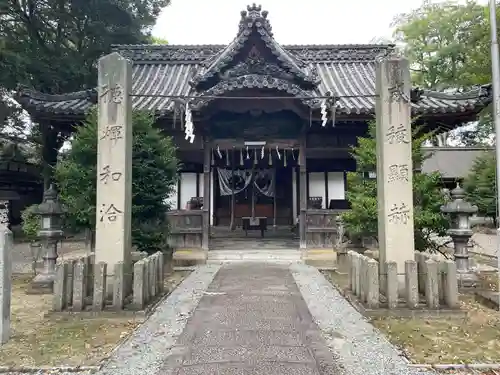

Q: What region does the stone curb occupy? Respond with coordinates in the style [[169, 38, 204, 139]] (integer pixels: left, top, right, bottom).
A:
[[408, 363, 500, 370], [0, 365, 101, 373]]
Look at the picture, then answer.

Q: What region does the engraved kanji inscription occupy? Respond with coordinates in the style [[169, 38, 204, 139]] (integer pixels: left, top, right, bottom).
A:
[[99, 165, 122, 184], [388, 164, 409, 183], [100, 125, 123, 144], [386, 124, 410, 144], [100, 83, 124, 104], [388, 202, 410, 225], [99, 203, 123, 222]]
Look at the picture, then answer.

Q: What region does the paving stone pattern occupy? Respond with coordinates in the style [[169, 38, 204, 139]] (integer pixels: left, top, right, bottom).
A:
[[160, 263, 345, 375]]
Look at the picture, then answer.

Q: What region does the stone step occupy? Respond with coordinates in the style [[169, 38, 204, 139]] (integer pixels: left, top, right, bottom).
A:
[[207, 250, 303, 263], [206, 259, 302, 264]]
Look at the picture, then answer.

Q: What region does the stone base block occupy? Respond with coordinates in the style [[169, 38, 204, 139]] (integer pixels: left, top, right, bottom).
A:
[[302, 249, 337, 269], [172, 249, 207, 267], [26, 276, 54, 295], [475, 290, 500, 310]]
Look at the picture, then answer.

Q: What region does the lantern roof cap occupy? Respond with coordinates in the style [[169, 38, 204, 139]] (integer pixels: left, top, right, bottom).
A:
[[34, 184, 64, 215]]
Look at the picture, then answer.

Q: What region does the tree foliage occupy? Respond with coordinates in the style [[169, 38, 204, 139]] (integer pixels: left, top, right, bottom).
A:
[[52, 110, 178, 252], [0, 0, 170, 93], [393, 0, 495, 145], [463, 151, 497, 224], [0, 0, 171, 184], [341, 122, 449, 251]]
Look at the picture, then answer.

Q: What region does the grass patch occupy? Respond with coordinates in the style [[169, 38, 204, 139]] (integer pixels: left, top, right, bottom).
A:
[[322, 269, 500, 364], [371, 296, 500, 364], [0, 271, 189, 366]]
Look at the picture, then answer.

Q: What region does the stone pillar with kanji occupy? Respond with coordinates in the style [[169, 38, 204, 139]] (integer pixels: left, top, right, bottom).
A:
[[95, 52, 133, 291], [375, 55, 415, 290]]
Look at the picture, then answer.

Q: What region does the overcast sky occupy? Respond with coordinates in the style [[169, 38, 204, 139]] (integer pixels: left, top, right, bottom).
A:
[[152, 0, 466, 45]]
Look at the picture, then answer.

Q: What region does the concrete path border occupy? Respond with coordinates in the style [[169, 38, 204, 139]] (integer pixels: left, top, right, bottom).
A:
[[95, 264, 221, 375], [290, 263, 432, 375]]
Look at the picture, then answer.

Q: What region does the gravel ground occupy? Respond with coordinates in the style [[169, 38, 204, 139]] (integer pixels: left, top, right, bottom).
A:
[[0, 265, 221, 375], [95, 264, 221, 375], [290, 263, 433, 375]]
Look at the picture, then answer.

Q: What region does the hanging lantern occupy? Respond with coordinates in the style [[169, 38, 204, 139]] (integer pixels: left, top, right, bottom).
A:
[[240, 149, 244, 166], [283, 149, 287, 167], [254, 149, 258, 165], [268, 147, 272, 166]]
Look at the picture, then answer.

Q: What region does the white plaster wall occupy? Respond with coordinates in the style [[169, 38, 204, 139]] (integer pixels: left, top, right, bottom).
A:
[[165, 176, 178, 210], [308, 172, 326, 209], [196, 171, 214, 226], [180, 173, 197, 209], [327, 172, 345, 200]]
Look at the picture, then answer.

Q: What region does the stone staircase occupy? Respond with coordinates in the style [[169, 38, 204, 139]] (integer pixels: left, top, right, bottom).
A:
[[207, 227, 302, 264]]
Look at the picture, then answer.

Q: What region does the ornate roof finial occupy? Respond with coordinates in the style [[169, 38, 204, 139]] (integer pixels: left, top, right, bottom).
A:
[[238, 4, 272, 35]]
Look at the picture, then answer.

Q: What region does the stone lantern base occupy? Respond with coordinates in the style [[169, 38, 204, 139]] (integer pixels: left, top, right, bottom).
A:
[[457, 270, 478, 289], [27, 274, 55, 294]]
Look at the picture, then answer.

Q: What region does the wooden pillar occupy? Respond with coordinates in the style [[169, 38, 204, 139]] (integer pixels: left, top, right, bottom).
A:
[[273, 166, 277, 229], [324, 171, 329, 209], [202, 140, 210, 251], [299, 135, 307, 249]]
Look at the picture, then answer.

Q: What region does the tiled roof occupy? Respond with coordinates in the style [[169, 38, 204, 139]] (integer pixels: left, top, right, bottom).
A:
[[422, 147, 493, 179], [17, 57, 492, 117], [16, 5, 492, 118], [190, 4, 318, 91]]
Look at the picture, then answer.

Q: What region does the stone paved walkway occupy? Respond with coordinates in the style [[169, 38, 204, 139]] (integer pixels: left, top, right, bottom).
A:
[[96, 263, 431, 375], [162, 264, 342, 374]]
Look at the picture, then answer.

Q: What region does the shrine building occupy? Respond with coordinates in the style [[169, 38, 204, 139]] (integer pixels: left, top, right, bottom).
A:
[[17, 5, 492, 261]]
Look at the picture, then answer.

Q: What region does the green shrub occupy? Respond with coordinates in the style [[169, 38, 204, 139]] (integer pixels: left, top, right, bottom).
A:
[[54, 109, 178, 253]]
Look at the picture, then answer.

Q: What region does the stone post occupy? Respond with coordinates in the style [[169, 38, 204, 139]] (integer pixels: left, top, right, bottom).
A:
[[0, 227, 12, 344], [95, 52, 133, 295], [93, 262, 107, 311], [353, 253, 361, 297], [347, 251, 354, 291], [404, 260, 418, 309], [425, 260, 439, 309], [72, 261, 86, 312], [113, 262, 125, 310], [53, 261, 70, 312], [443, 260, 459, 308], [133, 260, 146, 310], [156, 252, 164, 294], [375, 55, 415, 291], [366, 259, 379, 308], [385, 261, 398, 309]]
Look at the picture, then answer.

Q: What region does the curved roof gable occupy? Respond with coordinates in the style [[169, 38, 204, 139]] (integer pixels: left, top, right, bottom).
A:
[[189, 4, 319, 91]]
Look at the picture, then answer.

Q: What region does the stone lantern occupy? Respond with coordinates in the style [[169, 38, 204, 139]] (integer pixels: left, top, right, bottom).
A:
[[440, 183, 478, 287], [29, 184, 64, 293]]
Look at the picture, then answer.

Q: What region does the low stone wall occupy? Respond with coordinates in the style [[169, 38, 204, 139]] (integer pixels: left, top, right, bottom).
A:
[[347, 250, 459, 310], [52, 251, 165, 312]]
